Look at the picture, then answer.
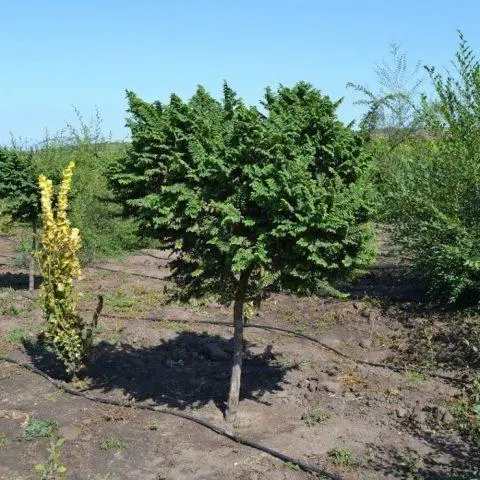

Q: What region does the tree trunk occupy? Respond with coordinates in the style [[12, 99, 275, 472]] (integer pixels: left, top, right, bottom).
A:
[[225, 269, 251, 423], [28, 218, 37, 292]]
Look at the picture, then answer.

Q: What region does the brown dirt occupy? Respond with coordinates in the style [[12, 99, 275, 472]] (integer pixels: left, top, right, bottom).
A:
[[0, 234, 478, 480]]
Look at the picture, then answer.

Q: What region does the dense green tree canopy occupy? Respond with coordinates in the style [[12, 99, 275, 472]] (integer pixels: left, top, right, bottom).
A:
[[0, 148, 39, 222], [110, 82, 374, 304]]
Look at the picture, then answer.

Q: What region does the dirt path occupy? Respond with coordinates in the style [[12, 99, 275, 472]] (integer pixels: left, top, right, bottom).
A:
[[0, 235, 478, 479]]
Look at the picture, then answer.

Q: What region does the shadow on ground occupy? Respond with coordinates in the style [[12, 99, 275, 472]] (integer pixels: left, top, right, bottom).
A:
[[340, 263, 427, 305], [0, 273, 42, 290], [24, 331, 292, 414], [366, 425, 480, 479]]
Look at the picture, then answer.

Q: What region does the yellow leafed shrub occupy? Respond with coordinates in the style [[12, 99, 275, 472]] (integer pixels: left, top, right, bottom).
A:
[[38, 162, 101, 375]]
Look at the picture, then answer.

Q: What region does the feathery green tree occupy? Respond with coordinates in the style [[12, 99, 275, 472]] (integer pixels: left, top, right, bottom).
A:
[[0, 148, 40, 291], [109, 82, 374, 421]]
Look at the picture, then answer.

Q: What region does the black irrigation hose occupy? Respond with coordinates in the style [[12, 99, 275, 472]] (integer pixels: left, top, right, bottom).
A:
[[91, 311, 471, 386], [140, 251, 172, 263], [0, 355, 341, 480], [0, 235, 15, 243], [90, 265, 167, 281]]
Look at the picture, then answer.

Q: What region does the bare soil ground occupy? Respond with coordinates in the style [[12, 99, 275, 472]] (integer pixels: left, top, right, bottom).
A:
[[0, 233, 479, 479]]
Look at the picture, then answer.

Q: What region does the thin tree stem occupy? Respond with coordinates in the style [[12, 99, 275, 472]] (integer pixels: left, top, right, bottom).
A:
[[225, 269, 251, 422], [28, 218, 37, 292]]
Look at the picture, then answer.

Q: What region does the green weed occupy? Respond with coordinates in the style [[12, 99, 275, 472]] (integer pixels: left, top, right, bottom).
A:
[[449, 382, 480, 442], [269, 357, 294, 369], [316, 311, 341, 331], [328, 447, 358, 467], [283, 461, 300, 471], [297, 359, 310, 371], [405, 371, 425, 386], [5, 324, 36, 345], [100, 436, 127, 453], [34, 437, 67, 479], [22, 419, 59, 441], [0, 432, 9, 448], [148, 420, 161, 431], [105, 291, 136, 312], [302, 405, 331, 426], [396, 447, 420, 478], [12, 236, 32, 269], [106, 332, 121, 344]]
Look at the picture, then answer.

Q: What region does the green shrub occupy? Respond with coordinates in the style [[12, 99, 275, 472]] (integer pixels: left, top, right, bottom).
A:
[[32, 117, 140, 263], [378, 33, 480, 303]]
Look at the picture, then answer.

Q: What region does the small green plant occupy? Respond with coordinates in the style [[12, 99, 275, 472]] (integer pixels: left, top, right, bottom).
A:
[[12, 236, 34, 269], [328, 447, 357, 466], [5, 324, 35, 345], [106, 332, 121, 344], [396, 447, 420, 479], [148, 420, 161, 431], [34, 437, 67, 479], [0, 210, 13, 234], [449, 380, 480, 442], [316, 311, 341, 331], [297, 359, 310, 371], [283, 461, 300, 471], [105, 291, 136, 312], [100, 436, 127, 453], [7, 305, 21, 316], [405, 371, 425, 386], [22, 419, 59, 441], [0, 432, 9, 448], [302, 405, 331, 426], [269, 357, 294, 369]]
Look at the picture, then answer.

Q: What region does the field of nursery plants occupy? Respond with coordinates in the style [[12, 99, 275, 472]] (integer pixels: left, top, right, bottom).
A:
[[1, 22, 479, 480]]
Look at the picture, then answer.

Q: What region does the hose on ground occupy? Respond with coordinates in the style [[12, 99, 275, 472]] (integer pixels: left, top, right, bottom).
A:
[[90, 311, 471, 386], [0, 355, 341, 479]]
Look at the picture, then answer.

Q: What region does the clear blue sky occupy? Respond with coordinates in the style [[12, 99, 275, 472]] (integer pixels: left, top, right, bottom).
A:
[[1, 0, 479, 145]]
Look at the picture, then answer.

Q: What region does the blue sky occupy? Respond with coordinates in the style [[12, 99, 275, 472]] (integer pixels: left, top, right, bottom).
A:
[[1, 0, 479, 145]]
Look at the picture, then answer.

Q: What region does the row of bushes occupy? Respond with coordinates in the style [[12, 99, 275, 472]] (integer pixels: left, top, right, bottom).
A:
[[0, 117, 147, 263], [365, 33, 480, 303], [2, 33, 480, 306]]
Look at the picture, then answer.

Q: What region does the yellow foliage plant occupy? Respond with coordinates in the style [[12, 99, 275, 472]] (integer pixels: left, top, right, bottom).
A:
[[38, 162, 103, 377]]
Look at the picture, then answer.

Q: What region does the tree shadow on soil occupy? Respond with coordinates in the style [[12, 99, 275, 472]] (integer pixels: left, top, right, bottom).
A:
[[340, 264, 427, 305], [366, 421, 480, 479], [0, 273, 42, 290], [23, 331, 292, 414], [342, 263, 480, 371]]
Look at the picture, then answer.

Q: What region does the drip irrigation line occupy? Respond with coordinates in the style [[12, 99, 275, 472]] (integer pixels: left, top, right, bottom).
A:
[[140, 251, 172, 262], [89, 265, 167, 281], [0, 355, 341, 479], [86, 310, 471, 385]]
